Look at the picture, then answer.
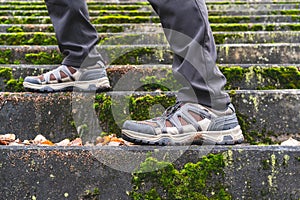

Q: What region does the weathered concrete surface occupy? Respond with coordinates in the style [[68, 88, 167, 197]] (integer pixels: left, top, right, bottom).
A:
[[1, 43, 299, 64], [0, 92, 77, 142], [1, 22, 299, 33], [1, 64, 299, 92], [1, 31, 300, 46], [0, 145, 299, 199], [232, 90, 300, 143], [0, 90, 299, 143]]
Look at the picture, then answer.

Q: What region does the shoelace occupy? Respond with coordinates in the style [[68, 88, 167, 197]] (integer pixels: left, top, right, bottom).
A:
[[163, 102, 183, 119]]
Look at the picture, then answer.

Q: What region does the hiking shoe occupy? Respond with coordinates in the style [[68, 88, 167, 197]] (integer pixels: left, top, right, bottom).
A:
[[122, 102, 244, 145], [23, 61, 110, 92]]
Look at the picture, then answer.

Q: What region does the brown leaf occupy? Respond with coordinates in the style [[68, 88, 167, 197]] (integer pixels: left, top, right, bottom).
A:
[[101, 136, 111, 145], [41, 140, 54, 146], [33, 134, 47, 144], [55, 139, 70, 146], [0, 134, 16, 145], [0, 134, 16, 141], [69, 138, 82, 146]]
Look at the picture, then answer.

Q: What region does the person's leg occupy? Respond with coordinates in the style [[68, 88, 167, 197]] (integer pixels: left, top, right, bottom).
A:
[[122, 0, 243, 145], [45, 0, 102, 67], [148, 0, 230, 110], [23, 0, 110, 92]]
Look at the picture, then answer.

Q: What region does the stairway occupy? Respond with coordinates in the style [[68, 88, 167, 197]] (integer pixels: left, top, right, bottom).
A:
[[0, 0, 299, 199]]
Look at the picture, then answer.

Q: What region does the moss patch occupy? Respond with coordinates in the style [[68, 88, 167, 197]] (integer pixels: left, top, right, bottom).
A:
[[0, 32, 57, 45], [0, 67, 24, 92], [25, 52, 62, 65], [130, 154, 231, 199], [139, 66, 300, 91], [0, 50, 12, 64]]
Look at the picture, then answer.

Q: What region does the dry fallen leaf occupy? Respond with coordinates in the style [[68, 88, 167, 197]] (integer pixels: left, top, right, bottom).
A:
[[0, 134, 16, 145], [101, 136, 111, 145], [0, 134, 16, 141], [281, 137, 300, 146], [55, 139, 70, 146], [40, 140, 54, 146], [69, 138, 82, 146], [33, 134, 47, 144]]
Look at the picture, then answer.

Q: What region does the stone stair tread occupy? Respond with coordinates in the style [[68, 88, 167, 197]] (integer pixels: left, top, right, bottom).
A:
[[2, 9, 300, 17], [1, 64, 299, 91], [2, 15, 299, 24], [1, 31, 299, 45], [1, 43, 299, 65], [1, 22, 299, 33], [0, 89, 299, 143], [0, 144, 299, 199]]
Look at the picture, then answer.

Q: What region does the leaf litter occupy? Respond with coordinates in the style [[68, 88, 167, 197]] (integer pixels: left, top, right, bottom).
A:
[[0, 133, 133, 146]]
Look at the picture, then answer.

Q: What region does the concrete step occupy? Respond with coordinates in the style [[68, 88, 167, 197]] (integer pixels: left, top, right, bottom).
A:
[[2, 9, 300, 17], [1, 64, 299, 92], [1, 0, 299, 4], [1, 0, 299, 5], [0, 145, 299, 199], [0, 43, 299, 65], [0, 90, 299, 144], [0, 2, 299, 11], [2, 15, 300, 24], [0, 10, 155, 17], [1, 22, 299, 33], [1, 31, 299, 45]]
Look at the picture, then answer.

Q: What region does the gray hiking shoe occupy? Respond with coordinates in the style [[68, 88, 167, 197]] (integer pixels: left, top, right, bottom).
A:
[[23, 61, 110, 92], [122, 102, 244, 145]]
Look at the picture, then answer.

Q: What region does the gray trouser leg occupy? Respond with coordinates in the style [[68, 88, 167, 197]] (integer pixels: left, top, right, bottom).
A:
[[148, 0, 230, 109], [45, 0, 102, 67], [45, 0, 230, 109]]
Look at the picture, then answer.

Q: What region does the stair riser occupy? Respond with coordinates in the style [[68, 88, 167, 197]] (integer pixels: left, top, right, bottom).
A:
[[1, 65, 299, 92], [2, 9, 300, 17], [2, 23, 300, 33], [0, 3, 298, 11], [0, 44, 299, 65], [0, 91, 299, 143], [0, 146, 299, 199], [2, 15, 300, 24], [1, 31, 300, 45]]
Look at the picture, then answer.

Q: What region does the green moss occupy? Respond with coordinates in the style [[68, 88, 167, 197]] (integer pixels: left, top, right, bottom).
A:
[[220, 66, 246, 90], [0, 16, 52, 24], [6, 26, 24, 33], [110, 47, 157, 65], [80, 188, 100, 199], [0, 50, 12, 64], [130, 154, 230, 200], [140, 69, 182, 92], [236, 111, 276, 145], [25, 52, 62, 65], [130, 94, 176, 120], [0, 67, 24, 92], [94, 93, 176, 136], [209, 16, 251, 24], [0, 33, 57, 45], [95, 25, 124, 33], [95, 94, 122, 135], [139, 66, 300, 91], [211, 23, 300, 32], [94, 10, 152, 17], [91, 16, 159, 24], [255, 66, 300, 89], [0, 5, 47, 10], [0, 10, 49, 17]]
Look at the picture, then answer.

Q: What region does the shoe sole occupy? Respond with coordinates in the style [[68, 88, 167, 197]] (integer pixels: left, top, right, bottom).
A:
[[122, 125, 244, 146], [23, 77, 110, 92]]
